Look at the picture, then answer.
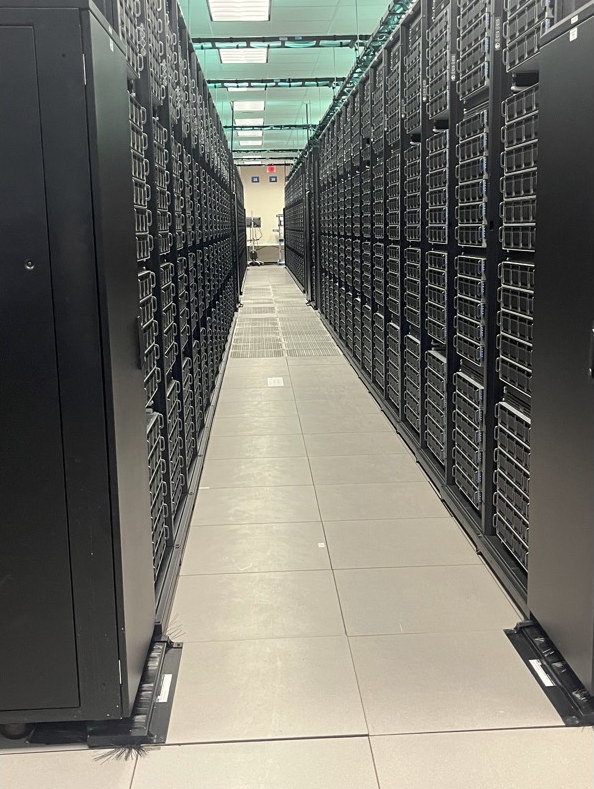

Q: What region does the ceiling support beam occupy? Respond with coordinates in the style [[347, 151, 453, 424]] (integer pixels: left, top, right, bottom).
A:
[[233, 149, 302, 154], [225, 124, 316, 132], [233, 159, 297, 164], [209, 77, 343, 90], [192, 35, 369, 50]]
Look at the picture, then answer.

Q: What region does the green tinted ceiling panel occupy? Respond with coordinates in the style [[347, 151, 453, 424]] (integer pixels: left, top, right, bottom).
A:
[[183, 0, 394, 160]]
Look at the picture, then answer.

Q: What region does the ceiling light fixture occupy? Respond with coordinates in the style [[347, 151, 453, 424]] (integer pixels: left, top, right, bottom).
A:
[[207, 0, 271, 22], [219, 49, 268, 64], [233, 100, 265, 112], [234, 118, 264, 126], [239, 140, 263, 146], [237, 130, 263, 137], [227, 87, 262, 92]]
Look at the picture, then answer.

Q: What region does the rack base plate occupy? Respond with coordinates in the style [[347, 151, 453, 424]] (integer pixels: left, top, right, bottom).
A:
[[506, 621, 594, 726]]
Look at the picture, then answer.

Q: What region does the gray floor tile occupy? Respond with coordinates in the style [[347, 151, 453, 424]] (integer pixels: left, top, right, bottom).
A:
[[349, 632, 561, 734], [172, 570, 345, 641], [218, 386, 295, 403], [288, 356, 347, 366], [371, 728, 594, 789], [223, 366, 289, 378], [296, 396, 381, 415], [200, 456, 312, 488], [289, 368, 361, 386], [225, 359, 289, 372], [133, 739, 379, 789], [310, 454, 423, 485], [293, 383, 368, 400], [205, 433, 306, 460], [335, 566, 518, 635], [180, 522, 330, 574], [167, 637, 368, 743], [211, 415, 302, 437], [316, 481, 448, 520], [305, 432, 409, 457], [0, 750, 135, 789], [221, 372, 291, 390], [324, 518, 481, 568], [299, 412, 392, 434], [192, 485, 320, 525], [214, 399, 298, 418]]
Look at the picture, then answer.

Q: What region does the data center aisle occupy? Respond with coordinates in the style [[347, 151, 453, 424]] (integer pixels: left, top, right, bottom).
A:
[[3, 267, 593, 788]]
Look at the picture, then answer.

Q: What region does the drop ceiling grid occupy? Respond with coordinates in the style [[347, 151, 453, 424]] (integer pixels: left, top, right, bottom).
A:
[[189, 0, 391, 156]]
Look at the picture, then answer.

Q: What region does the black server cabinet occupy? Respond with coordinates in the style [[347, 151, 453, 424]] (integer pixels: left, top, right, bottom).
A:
[[285, 162, 307, 291], [529, 3, 594, 694], [306, 149, 321, 307], [0, 4, 155, 722]]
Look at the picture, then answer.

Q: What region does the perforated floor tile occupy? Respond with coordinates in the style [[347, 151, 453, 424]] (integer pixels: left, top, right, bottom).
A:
[[230, 270, 343, 359]]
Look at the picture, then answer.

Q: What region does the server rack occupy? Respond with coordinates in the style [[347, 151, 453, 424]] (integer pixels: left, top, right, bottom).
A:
[[305, 148, 321, 306], [0, 0, 245, 729], [528, 3, 594, 695], [371, 53, 387, 394], [490, 0, 582, 585], [285, 0, 590, 614], [115, 0, 243, 628], [285, 161, 307, 290], [385, 31, 403, 416]]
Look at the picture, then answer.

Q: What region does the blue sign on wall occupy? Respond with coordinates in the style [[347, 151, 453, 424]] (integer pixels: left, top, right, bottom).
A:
[[269, 175, 278, 183], [251, 176, 260, 183]]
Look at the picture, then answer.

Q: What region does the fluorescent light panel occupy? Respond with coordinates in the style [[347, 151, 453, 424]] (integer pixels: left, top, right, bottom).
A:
[[237, 130, 263, 137], [220, 49, 268, 64], [239, 140, 263, 146], [227, 87, 261, 92], [233, 100, 265, 112], [235, 118, 264, 126], [207, 0, 270, 21]]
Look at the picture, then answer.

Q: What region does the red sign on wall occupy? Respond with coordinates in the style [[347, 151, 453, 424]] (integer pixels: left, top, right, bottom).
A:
[[267, 165, 276, 174]]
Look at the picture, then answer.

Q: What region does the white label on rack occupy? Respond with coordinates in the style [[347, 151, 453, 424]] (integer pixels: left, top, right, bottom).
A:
[[571, 14, 579, 24], [268, 377, 284, 387], [450, 54, 457, 82], [494, 17, 502, 51], [529, 659, 555, 688], [570, 28, 578, 41], [156, 673, 173, 703]]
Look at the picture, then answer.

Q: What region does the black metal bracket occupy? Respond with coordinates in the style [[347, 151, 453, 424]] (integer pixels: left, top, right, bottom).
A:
[[209, 77, 344, 90], [193, 35, 370, 50], [225, 124, 316, 132], [506, 621, 594, 726], [0, 639, 183, 750]]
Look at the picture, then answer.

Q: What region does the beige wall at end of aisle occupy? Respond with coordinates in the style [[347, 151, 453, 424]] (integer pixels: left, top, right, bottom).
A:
[[240, 165, 288, 248]]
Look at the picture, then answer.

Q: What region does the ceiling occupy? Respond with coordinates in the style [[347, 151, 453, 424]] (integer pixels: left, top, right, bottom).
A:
[[177, 0, 393, 163]]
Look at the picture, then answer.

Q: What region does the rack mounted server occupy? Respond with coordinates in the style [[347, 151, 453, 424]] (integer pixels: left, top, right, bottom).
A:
[[0, 0, 246, 732], [285, 0, 593, 693]]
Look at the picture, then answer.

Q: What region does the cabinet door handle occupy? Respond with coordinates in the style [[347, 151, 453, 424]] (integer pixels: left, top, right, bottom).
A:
[[589, 322, 594, 379]]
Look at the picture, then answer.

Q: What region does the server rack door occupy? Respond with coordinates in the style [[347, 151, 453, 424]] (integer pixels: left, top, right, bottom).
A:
[[83, 13, 156, 713], [0, 24, 79, 711], [529, 11, 594, 693], [305, 183, 313, 302]]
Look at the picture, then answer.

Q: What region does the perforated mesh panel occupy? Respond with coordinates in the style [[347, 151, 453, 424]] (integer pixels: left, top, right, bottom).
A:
[[230, 268, 341, 358]]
